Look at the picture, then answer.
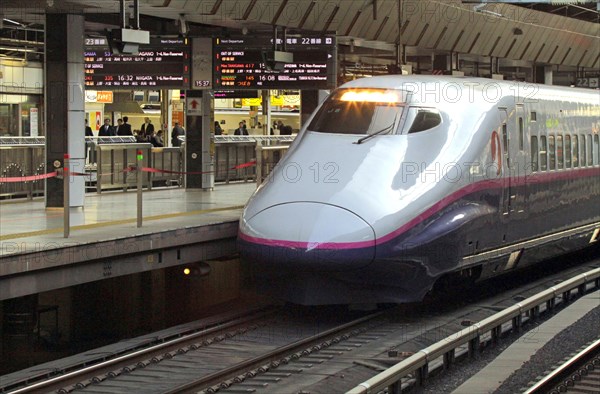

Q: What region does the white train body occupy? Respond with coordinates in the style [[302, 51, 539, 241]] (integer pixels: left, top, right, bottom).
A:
[[239, 75, 600, 305]]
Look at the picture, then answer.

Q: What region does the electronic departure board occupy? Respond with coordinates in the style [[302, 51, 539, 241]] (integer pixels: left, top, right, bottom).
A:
[[214, 90, 259, 99], [213, 35, 336, 90], [84, 37, 190, 89]]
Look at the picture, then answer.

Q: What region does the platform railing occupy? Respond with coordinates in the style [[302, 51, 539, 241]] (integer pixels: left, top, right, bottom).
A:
[[255, 144, 290, 186], [95, 142, 152, 193], [214, 135, 294, 183], [0, 137, 45, 199], [347, 267, 600, 394], [0, 135, 295, 199]]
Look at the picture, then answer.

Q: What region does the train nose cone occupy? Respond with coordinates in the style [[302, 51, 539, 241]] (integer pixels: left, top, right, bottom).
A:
[[239, 202, 375, 271]]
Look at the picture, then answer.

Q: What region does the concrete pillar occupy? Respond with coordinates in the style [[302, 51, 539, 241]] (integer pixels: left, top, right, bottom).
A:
[[262, 90, 271, 135], [451, 52, 459, 71], [45, 14, 85, 208], [185, 90, 213, 189], [534, 65, 546, 84], [544, 66, 553, 85]]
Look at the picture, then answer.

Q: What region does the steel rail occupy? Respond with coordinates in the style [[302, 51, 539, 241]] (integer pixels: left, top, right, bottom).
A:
[[163, 309, 388, 394], [5, 307, 276, 394], [347, 267, 600, 394], [523, 338, 600, 394]]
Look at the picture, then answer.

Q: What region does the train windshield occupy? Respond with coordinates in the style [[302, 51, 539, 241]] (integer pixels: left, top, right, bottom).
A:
[[308, 89, 405, 135]]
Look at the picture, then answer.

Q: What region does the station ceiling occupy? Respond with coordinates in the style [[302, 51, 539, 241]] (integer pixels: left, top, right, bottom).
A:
[[0, 1, 599, 75]]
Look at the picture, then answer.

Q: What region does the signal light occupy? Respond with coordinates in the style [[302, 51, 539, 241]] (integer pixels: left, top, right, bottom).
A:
[[181, 262, 211, 277]]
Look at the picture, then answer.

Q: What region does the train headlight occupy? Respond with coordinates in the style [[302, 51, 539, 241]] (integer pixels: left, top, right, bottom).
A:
[[339, 90, 402, 103]]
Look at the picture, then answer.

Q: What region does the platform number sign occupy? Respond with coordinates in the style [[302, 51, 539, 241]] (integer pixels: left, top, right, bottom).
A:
[[576, 78, 589, 88]]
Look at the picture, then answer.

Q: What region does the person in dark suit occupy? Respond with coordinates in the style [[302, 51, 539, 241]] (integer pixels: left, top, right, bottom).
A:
[[277, 120, 292, 135], [141, 117, 154, 134], [85, 119, 93, 136], [114, 118, 123, 136], [98, 118, 114, 136], [85, 119, 94, 162], [171, 122, 185, 146], [119, 116, 133, 136], [234, 121, 248, 135]]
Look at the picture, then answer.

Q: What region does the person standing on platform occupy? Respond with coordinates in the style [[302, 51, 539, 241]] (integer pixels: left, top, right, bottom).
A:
[[141, 117, 154, 135], [234, 121, 248, 135], [120, 116, 133, 136], [114, 118, 123, 136], [85, 119, 94, 162], [278, 120, 292, 135], [98, 118, 114, 136], [85, 119, 93, 137], [171, 122, 185, 146], [214, 121, 222, 135]]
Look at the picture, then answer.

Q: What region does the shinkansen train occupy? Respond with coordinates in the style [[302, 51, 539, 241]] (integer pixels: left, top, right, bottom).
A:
[[238, 75, 600, 305]]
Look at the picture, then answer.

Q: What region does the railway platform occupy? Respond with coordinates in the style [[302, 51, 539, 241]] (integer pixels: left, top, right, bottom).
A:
[[0, 183, 264, 376], [0, 183, 256, 299]]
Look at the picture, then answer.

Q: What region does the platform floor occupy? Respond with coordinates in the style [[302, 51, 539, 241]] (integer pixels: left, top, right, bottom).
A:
[[0, 183, 256, 257]]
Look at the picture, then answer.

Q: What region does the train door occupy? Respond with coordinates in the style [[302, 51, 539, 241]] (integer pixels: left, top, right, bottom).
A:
[[498, 108, 511, 217], [513, 104, 527, 216]]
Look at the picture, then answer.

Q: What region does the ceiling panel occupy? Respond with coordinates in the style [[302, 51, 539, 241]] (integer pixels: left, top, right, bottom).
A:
[[375, 2, 400, 42], [454, 12, 486, 54], [1, 0, 597, 70], [304, 0, 342, 32], [329, 1, 364, 36]]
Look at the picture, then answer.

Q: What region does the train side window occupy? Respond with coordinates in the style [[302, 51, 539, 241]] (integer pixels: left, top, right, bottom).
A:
[[540, 135, 547, 171], [572, 135, 579, 167], [594, 134, 600, 164], [565, 135, 572, 168], [581, 134, 586, 167], [586, 134, 593, 166], [531, 136, 538, 172], [556, 135, 564, 169], [518, 117, 524, 150], [548, 135, 556, 170], [406, 108, 442, 134]]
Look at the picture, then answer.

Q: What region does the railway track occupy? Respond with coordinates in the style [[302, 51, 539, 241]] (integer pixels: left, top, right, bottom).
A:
[[4, 251, 599, 394], [4, 304, 387, 394], [525, 339, 600, 394], [2, 306, 280, 393]]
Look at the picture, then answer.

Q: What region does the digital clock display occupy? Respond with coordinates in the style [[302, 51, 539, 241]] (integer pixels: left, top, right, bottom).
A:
[[213, 35, 336, 90], [84, 37, 190, 89]]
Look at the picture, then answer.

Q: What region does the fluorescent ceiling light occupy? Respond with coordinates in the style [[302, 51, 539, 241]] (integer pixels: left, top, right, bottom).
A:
[[2, 18, 23, 26], [0, 46, 36, 53]]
